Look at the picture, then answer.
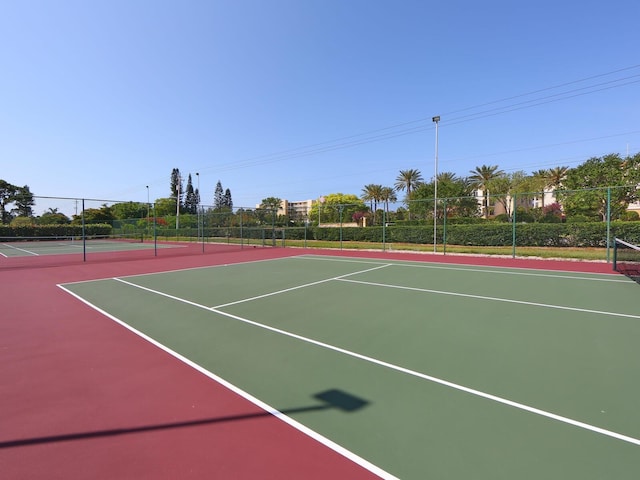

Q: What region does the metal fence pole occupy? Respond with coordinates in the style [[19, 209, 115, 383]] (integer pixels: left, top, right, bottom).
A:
[[443, 198, 447, 255], [339, 205, 344, 250], [153, 203, 157, 256], [382, 210, 386, 252], [606, 187, 611, 262], [512, 193, 517, 259], [82, 199, 86, 262]]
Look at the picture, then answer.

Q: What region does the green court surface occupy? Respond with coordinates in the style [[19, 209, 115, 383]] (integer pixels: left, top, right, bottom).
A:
[[0, 237, 173, 257], [60, 255, 640, 479]]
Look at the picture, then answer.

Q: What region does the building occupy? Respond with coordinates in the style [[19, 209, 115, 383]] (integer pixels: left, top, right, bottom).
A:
[[284, 199, 314, 221], [472, 187, 557, 218], [255, 199, 315, 221]]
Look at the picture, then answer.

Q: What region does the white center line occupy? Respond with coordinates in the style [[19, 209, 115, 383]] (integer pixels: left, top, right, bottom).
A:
[[212, 263, 392, 309]]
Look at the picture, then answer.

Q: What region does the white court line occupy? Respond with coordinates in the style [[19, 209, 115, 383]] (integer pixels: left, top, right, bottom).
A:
[[105, 277, 640, 448], [58, 283, 398, 480], [336, 278, 640, 319], [62, 255, 303, 286], [297, 254, 626, 283], [213, 263, 392, 308], [1, 243, 40, 256]]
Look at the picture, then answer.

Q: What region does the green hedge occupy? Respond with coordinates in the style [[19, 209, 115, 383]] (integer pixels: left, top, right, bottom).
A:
[[304, 222, 640, 247], [44, 222, 638, 249], [0, 224, 112, 238]]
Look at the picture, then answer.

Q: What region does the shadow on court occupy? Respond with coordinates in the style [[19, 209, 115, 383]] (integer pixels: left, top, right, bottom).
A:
[[0, 389, 369, 449]]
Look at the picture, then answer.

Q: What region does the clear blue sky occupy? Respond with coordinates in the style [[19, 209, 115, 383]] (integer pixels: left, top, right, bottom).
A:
[[2, 0, 639, 215]]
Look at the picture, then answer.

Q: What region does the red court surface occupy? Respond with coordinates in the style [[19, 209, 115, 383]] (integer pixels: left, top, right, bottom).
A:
[[0, 246, 615, 479]]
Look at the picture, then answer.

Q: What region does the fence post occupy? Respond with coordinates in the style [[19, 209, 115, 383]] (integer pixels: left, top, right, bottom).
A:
[[512, 193, 517, 258], [153, 203, 157, 257], [82, 199, 86, 262], [433, 196, 437, 253], [240, 208, 244, 249], [606, 187, 611, 263], [339, 205, 344, 250], [382, 210, 386, 252], [200, 206, 205, 253], [443, 198, 447, 255]]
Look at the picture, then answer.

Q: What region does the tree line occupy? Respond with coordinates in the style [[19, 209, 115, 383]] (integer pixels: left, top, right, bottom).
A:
[[0, 168, 236, 226], [358, 153, 640, 225], [3, 153, 640, 228]]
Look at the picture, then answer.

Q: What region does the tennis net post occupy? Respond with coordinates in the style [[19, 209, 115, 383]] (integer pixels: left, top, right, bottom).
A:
[[613, 238, 640, 284]]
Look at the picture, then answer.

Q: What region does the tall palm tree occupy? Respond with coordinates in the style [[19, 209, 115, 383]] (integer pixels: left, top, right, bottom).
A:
[[468, 164, 504, 219], [380, 186, 397, 218], [437, 172, 459, 183], [361, 184, 384, 224], [531, 169, 550, 208], [395, 169, 423, 219], [547, 166, 569, 201]]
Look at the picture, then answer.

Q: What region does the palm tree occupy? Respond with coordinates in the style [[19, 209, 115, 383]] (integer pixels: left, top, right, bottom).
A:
[[531, 169, 549, 208], [380, 186, 397, 217], [547, 166, 569, 201], [361, 184, 384, 224], [437, 172, 459, 183], [468, 165, 504, 219], [259, 197, 282, 211], [395, 169, 423, 219]]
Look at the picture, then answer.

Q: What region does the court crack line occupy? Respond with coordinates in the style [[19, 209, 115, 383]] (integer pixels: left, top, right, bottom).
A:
[[111, 277, 640, 447]]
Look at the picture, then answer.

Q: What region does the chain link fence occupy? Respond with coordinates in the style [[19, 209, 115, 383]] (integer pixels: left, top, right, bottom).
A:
[[1, 188, 640, 266]]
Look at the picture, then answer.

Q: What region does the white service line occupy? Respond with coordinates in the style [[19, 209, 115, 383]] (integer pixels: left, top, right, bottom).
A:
[[108, 277, 640, 448], [1, 243, 39, 256], [213, 263, 392, 308], [298, 254, 625, 282], [337, 278, 640, 320]]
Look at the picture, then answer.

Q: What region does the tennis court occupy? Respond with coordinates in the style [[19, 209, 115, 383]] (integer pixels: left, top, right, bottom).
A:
[[0, 235, 168, 258], [56, 254, 640, 479]]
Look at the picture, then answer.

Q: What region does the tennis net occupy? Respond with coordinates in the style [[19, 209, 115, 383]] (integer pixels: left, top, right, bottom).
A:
[[613, 238, 640, 283], [0, 234, 143, 244]]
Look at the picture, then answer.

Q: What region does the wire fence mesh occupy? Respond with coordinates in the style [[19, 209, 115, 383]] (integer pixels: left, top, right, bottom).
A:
[[1, 188, 640, 268]]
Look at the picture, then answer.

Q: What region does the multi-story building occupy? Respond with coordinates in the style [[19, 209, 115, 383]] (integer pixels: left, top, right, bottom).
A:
[[255, 199, 315, 221], [472, 187, 558, 218], [284, 199, 314, 221]]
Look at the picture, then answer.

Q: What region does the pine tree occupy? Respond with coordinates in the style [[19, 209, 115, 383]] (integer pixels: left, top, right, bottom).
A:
[[13, 185, 35, 217], [223, 188, 233, 210], [184, 174, 198, 214], [214, 181, 224, 210]]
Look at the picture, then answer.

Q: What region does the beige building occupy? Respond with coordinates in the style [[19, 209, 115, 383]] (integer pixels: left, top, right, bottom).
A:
[[255, 199, 314, 220], [473, 187, 557, 217], [284, 199, 314, 221]]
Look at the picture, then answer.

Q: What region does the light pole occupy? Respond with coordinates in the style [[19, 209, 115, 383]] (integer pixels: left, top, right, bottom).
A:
[[432, 116, 440, 253], [146, 185, 150, 223]]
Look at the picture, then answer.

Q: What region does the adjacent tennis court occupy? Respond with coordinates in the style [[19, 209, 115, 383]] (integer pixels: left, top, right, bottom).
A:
[[0, 235, 159, 257], [58, 254, 640, 479]]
